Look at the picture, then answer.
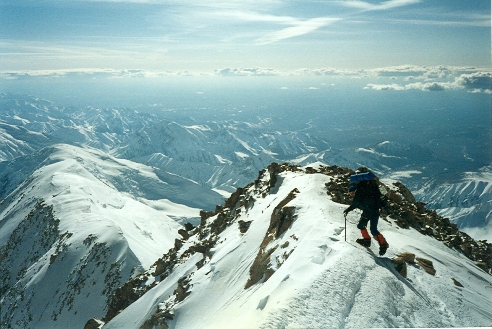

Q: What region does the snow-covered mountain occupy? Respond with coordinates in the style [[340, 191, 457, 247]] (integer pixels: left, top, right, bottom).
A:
[[0, 144, 219, 328], [0, 93, 331, 193], [0, 93, 491, 328], [95, 163, 492, 329], [415, 166, 492, 241], [0, 93, 451, 193]]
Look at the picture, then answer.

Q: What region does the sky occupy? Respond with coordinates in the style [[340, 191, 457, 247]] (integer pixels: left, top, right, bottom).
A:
[[0, 0, 490, 75], [0, 0, 490, 109]]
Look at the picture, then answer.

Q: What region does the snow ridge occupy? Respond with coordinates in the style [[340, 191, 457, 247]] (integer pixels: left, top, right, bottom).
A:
[[100, 163, 492, 329], [0, 144, 203, 328]]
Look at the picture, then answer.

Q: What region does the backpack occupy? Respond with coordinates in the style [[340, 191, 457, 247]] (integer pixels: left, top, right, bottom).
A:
[[354, 180, 385, 211], [378, 185, 389, 209]]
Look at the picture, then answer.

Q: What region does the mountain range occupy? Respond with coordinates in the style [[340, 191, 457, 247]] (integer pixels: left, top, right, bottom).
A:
[[0, 92, 491, 328], [1, 92, 490, 238]]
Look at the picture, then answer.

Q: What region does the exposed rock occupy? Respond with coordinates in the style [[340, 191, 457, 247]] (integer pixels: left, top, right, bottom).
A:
[[396, 252, 416, 264], [305, 166, 318, 174], [184, 222, 195, 231], [245, 246, 278, 289], [391, 252, 417, 278], [416, 257, 436, 276], [387, 190, 403, 203], [102, 274, 152, 323], [174, 238, 183, 250], [83, 318, 104, 329], [50, 253, 58, 264], [476, 261, 488, 272], [245, 188, 299, 289], [451, 278, 464, 287], [393, 182, 417, 203], [391, 257, 408, 278], [102, 242, 181, 323], [178, 229, 190, 240], [224, 187, 244, 211], [137, 258, 195, 328], [175, 276, 191, 302], [140, 311, 170, 329], [238, 220, 252, 233]]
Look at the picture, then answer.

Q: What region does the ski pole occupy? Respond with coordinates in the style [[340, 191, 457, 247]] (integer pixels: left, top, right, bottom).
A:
[[344, 213, 347, 242]]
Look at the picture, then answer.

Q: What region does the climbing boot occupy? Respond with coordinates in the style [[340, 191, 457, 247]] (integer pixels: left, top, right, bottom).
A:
[[374, 234, 389, 255], [379, 242, 389, 256], [356, 238, 371, 247]]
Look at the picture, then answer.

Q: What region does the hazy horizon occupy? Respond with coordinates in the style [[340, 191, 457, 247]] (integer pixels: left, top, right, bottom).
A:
[[1, 0, 490, 173]]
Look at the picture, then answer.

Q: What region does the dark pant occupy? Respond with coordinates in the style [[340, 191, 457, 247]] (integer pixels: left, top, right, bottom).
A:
[[357, 212, 380, 236]]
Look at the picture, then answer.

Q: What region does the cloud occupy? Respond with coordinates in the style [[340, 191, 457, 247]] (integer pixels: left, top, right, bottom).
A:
[[369, 65, 428, 77], [291, 67, 364, 76], [454, 72, 492, 90], [365, 83, 405, 91], [214, 67, 279, 76], [406, 82, 450, 91], [365, 70, 491, 92], [341, 0, 422, 11], [185, 8, 341, 45], [2, 66, 491, 95], [256, 17, 341, 45], [0, 68, 194, 80], [365, 81, 450, 91], [370, 65, 490, 81]]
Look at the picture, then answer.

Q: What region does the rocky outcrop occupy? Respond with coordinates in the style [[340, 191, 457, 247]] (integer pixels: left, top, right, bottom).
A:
[[391, 252, 416, 278], [321, 164, 492, 275], [392, 182, 417, 203], [98, 162, 491, 328], [0, 201, 59, 297], [245, 188, 299, 289], [391, 252, 437, 277], [451, 278, 464, 287], [102, 163, 290, 327], [416, 257, 436, 276], [83, 318, 104, 329], [238, 220, 252, 233]]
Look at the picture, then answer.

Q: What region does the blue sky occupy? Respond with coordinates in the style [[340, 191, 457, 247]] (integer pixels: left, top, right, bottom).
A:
[[1, 0, 490, 74]]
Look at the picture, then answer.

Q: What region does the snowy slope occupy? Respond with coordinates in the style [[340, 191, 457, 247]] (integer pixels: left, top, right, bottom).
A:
[[415, 166, 492, 242], [103, 164, 492, 329], [0, 144, 209, 328]]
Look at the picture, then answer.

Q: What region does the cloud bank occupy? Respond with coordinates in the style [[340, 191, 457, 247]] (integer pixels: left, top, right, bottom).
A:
[[364, 69, 491, 93], [2, 65, 490, 93]]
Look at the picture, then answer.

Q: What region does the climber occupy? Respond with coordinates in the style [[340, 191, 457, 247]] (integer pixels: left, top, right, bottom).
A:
[[344, 171, 389, 256], [348, 185, 356, 197]]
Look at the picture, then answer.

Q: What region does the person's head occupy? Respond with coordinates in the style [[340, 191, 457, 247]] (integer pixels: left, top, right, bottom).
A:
[[348, 185, 357, 197]]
